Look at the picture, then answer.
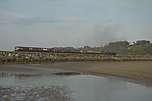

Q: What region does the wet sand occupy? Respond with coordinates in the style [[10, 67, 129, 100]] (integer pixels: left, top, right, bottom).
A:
[[0, 64, 71, 74], [0, 61, 152, 83], [40, 61, 152, 83]]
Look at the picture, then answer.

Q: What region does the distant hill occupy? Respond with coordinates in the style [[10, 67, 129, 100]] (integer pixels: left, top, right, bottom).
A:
[[101, 40, 152, 55]]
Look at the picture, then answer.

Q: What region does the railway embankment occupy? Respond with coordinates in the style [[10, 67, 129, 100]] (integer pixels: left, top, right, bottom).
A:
[[0, 51, 152, 64]]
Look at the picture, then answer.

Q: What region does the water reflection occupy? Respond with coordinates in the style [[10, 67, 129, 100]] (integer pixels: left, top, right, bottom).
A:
[[0, 71, 80, 79], [0, 71, 41, 79], [0, 72, 73, 101], [0, 72, 152, 101]]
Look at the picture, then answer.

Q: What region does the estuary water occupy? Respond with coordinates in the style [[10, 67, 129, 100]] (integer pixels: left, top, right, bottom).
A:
[[0, 71, 152, 101]]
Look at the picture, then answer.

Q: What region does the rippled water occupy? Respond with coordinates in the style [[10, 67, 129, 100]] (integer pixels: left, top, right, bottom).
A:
[[0, 72, 152, 101]]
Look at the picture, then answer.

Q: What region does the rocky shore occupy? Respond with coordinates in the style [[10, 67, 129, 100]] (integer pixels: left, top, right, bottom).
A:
[[0, 86, 72, 101]]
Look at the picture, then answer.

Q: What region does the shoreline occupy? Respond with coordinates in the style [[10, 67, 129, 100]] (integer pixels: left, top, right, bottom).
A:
[[0, 61, 152, 85], [39, 61, 152, 84]]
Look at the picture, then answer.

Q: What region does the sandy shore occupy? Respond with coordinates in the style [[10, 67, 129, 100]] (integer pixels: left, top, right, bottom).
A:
[[0, 61, 152, 83], [42, 61, 152, 83]]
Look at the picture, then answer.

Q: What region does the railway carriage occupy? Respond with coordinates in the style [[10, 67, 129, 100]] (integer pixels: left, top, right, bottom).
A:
[[15, 46, 116, 56]]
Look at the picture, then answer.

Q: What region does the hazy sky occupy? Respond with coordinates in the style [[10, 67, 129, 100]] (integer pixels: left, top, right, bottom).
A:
[[0, 0, 152, 50]]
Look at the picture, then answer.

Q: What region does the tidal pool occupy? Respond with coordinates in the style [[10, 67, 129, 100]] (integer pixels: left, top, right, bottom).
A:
[[0, 72, 152, 101]]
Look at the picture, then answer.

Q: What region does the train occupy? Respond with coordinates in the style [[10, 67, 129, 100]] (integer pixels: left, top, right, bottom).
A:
[[15, 46, 116, 55], [15, 46, 79, 53]]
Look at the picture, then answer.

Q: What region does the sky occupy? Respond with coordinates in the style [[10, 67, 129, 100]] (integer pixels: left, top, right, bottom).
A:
[[0, 0, 152, 50]]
